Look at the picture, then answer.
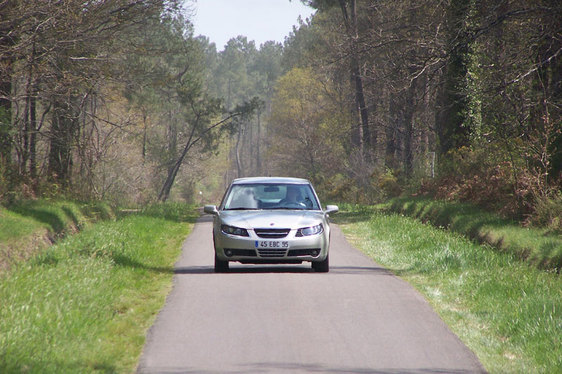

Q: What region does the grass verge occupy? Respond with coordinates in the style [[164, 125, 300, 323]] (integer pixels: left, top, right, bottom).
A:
[[334, 203, 561, 373], [0, 203, 197, 373], [386, 197, 562, 271], [0, 200, 115, 271]]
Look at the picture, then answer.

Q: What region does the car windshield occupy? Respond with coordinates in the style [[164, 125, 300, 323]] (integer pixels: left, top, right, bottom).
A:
[[223, 183, 321, 210]]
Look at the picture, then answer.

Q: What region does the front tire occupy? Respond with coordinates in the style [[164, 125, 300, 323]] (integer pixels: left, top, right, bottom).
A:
[[312, 253, 329, 273], [214, 253, 229, 273]]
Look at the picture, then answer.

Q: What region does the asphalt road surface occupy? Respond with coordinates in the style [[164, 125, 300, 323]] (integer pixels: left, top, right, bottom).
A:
[[137, 216, 486, 374]]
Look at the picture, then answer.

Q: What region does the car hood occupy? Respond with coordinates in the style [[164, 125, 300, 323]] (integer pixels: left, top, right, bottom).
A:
[[218, 210, 326, 229]]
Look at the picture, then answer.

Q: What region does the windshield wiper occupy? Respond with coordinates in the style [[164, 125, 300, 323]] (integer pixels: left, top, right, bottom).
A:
[[225, 207, 259, 211]]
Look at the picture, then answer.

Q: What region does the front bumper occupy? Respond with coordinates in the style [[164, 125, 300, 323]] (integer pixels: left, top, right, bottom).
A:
[[214, 228, 329, 264]]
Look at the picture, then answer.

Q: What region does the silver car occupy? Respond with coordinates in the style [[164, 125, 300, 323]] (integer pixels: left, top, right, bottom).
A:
[[204, 177, 338, 272]]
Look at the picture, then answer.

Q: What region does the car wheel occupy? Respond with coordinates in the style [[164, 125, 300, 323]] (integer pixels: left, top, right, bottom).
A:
[[215, 253, 229, 273], [312, 253, 329, 273]]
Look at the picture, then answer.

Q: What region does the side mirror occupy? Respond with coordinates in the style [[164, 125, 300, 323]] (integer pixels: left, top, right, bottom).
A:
[[203, 205, 218, 215], [325, 205, 339, 214]]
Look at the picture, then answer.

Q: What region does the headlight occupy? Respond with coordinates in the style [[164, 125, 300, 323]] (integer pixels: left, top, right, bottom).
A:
[[221, 224, 249, 237], [296, 223, 324, 237]]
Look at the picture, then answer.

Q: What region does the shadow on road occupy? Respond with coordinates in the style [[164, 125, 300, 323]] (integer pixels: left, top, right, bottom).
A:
[[173, 265, 394, 275], [174, 265, 311, 274], [198, 214, 214, 223], [241, 362, 479, 374], [140, 362, 479, 374], [174, 266, 215, 274]]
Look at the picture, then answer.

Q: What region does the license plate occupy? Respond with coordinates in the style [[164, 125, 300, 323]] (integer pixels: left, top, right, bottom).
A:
[[255, 240, 289, 249]]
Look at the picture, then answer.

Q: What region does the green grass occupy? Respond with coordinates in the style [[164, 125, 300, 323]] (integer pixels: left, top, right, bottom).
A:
[[0, 203, 197, 373], [386, 197, 562, 271], [335, 203, 562, 373], [5, 200, 115, 235], [0, 200, 115, 271], [0, 208, 45, 241]]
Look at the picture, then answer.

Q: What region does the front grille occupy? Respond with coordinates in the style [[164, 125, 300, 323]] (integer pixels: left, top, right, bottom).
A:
[[257, 247, 287, 258], [254, 228, 290, 239]]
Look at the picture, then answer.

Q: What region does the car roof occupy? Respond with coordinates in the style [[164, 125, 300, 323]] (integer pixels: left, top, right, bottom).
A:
[[231, 177, 311, 185]]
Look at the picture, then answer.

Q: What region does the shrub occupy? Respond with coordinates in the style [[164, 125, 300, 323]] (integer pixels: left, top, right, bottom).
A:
[[419, 147, 534, 219], [375, 169, 402, 199], [531, 192, 562, 233], [322, 173, 376, 204]]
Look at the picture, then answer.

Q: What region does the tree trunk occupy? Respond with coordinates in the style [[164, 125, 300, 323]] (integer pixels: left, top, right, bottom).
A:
[[0, 1, 14, 166], [235, 122, 245, 178], [158, 123, 195, 201], [0, 85, 11, 165], [158, 112, 244, 201], [29, 91, 37, 180], [22, 40, 37, 177], [435, 0, 471, 156], [48, 100, 76, 186], [256, 108, 262, 175], [386, 92, 399, 170], [339, 0, 370, 158], [532, 0, 562, 187], [158, 156, 183, 202], [403, 77, 417, 179]]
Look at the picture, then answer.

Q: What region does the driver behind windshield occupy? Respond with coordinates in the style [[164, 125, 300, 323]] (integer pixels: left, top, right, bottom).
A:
[[279, 186, 303, 206]]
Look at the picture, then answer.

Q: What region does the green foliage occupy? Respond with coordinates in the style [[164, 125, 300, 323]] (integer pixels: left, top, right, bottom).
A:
[[1, 1, 211, 204], [0, 106, 12, 162], [320, 168, 403, 205], [3, 0, 558, 219], [0, 156, 9, 201], [375, 169, 403, 199], [322, 174, 374, 204], [201, 36, 285, 180], [281, 0, 561, 229], [268, 67, 350, 179], [303, 0, 340, 11], [459, 0, 561, 211], [336, 205, 562, 373], [122, 15, 229, 203], [282, 13, 333, 71]]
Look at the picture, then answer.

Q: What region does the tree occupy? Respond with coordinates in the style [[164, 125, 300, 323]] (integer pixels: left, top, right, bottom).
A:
[[268, 67, 349, 181], [0, 0, 15, 167], [435, 0, 472, 156], [465, 0, 562, 203], [0, 0, 184, 195], [203, 36, 285, 180], [303, 0, 371, 157]]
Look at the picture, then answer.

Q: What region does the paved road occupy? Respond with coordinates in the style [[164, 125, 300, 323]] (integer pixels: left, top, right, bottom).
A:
[[137, 216, 486, 374]]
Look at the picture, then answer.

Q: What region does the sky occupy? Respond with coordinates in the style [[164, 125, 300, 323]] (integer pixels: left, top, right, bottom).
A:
[[191, 0, 316, 50]]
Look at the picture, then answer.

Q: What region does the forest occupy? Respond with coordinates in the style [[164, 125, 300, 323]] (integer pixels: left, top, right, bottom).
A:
[[0, 0, 560, 229]]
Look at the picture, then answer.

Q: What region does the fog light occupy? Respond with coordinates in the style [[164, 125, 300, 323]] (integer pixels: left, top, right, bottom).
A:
[[311, 249, 319, 257], [225, 249, 233, 257]]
